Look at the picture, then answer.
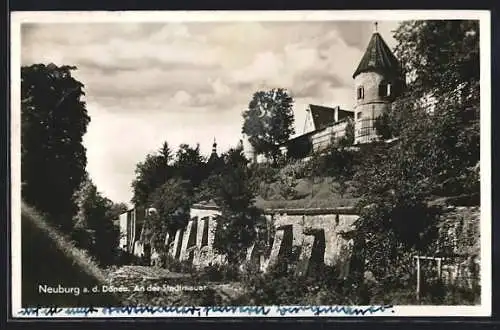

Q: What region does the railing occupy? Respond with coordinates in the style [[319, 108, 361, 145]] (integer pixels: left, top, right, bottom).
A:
[[414, 255, 480, 301], [355, 118, 378, 143]]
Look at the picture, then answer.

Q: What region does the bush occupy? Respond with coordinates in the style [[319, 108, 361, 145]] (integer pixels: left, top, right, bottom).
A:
[[364, 281, 479, 305], [114, 250, 144, 266], [239, 265, 360, 305], [186, 288, 224, 306], [249, 163, 280, 184], [277, 169, 299, 201], [198, 264, 241, 282], [281, 159, 311, 179], [163, 254, 194, 273]]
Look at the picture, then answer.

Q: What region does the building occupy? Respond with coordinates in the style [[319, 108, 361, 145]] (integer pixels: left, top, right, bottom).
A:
[[245, 24, 403, 161], [280, 105, 354, 158], [118, 207, 146, 254], [352, 26, 404, 144]]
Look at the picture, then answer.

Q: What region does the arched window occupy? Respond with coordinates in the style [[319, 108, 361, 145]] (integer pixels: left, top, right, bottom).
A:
[[357, 86, 364, 100]]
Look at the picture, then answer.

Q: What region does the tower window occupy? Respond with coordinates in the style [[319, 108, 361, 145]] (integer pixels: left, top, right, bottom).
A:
[[357, 86, 364, 100], [379, 82, 392, 97], [357, 112, 363, 119]]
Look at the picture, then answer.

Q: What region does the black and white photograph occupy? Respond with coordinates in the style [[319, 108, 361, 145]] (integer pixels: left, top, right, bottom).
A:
[[10, 10, 491, 318]]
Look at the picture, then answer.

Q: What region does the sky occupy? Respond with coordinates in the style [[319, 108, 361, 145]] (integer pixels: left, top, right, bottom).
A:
[[20, 19, 399, 206]]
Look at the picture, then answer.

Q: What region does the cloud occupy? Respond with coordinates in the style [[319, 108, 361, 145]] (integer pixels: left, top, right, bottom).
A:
[[20, 20, 400, 204]]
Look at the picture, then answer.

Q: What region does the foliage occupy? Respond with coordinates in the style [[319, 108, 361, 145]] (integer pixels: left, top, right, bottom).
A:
[[385, 20, 479, 196], [433, 207, 480, 257], [106, 202, 129, 222], [340, 117, 355, 147], [131, 142, 175, 207], [21, 63, 90, 232], [130, 140, 221, 253], [211, 146, 267, 265], [174, 143, 207, 187], [394, 20, 479, 103], [240, 265, 360, 305], [146, 177, 193, 249], [194, 173, 223, 203], [72, 176, 124, 266], [306, 135, 359, 199], [132, 141, 210, 209], [351, 20, 480, 285], [186, 288, 224, 306], [162, 254, 195, 274], [22, 203, 122, 307], [352, 143, 443, 281], [248, 162, 280, 185], [198, 264, 241, 282], [254, 196, 358, 210], [235, 259, 479, 306], [277, 164, 300, 200], [242, 88, 295, 162]]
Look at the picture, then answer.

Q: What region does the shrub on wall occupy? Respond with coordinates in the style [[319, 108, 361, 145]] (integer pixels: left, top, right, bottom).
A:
[[277, 165, 300, 200], [240, 265, 360, 305], [433, 207, 480, 257], [147, 178, 193, 250], [249, 163, 280, 185], [211, 147, 267, 265]]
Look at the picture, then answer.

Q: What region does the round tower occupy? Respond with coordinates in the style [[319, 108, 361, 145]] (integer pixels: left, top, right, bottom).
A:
[[241, 134, 257, 163], [352, 23, 403, 144]]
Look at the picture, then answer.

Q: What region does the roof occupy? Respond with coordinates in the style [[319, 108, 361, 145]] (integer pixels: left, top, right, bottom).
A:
[[308, 104, 353, 131], [191, 199, 359, 215], [192, 199, 219, 210], [309, 104, 337, 130], [284, 130, 318, 145], [353, 32, 401, 79], [207, 152, 219, 163]]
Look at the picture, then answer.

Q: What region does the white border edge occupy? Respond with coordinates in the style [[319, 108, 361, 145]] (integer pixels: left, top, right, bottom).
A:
[[9, 9, 492, 318]]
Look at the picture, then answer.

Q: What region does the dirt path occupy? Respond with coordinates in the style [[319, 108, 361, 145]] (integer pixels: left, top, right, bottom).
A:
[[110, 265, 192, 280], [106, 265, 245, 306]]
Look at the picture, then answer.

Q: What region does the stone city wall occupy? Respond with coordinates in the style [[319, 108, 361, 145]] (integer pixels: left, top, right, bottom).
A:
[[128, 204, 359, 277], [121, 205, 480, 285]]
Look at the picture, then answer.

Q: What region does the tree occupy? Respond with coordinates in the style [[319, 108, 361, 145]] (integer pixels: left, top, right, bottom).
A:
[[242, 88, 295, 163], [72, 176, 122, 265], [159, 141, 174, 163], [392, 20, 480, 197], [340, 117, 355, 147], [195, 173, 222, 203], [105, 202, 129, 222], [21, 63, 90, 231], [394, 20, 479, 104], [212, 146, 265, 265], [307, 120, 358, 198], [173, 143, 207, 187], [351, 20, 480, 286], [146, 177, 193, 249], [131, 141, 174, 207]]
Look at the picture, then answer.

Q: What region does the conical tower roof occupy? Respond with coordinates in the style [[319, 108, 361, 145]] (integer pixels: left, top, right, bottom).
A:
[[353, 31, 401, 79]]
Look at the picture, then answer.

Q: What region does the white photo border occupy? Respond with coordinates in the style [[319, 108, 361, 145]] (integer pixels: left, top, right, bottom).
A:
[[10, 9, 492, 318]]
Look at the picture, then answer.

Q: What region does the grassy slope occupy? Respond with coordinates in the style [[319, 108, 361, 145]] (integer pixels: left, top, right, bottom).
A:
[[21, 203, 122, 307], [255, 176, 359, 210]]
